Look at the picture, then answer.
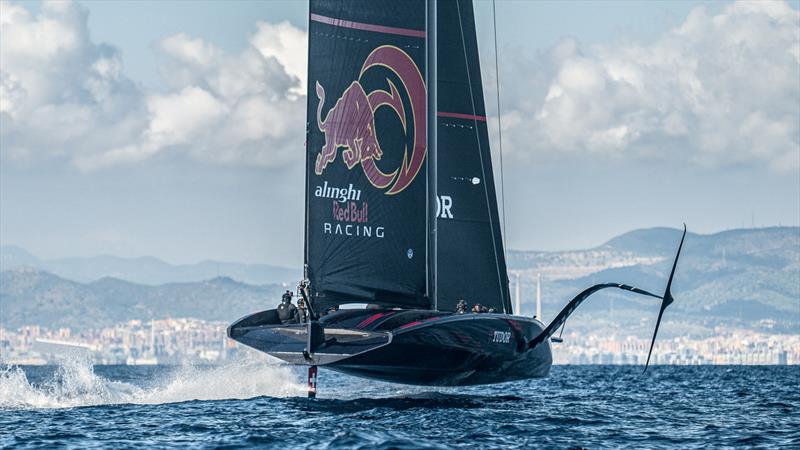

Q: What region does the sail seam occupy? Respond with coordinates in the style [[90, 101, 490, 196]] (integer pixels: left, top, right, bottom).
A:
[[441, 122, 474, 129], [312, 31, 423, 50]]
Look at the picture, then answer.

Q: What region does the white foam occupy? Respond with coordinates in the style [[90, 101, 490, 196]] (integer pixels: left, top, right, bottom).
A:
[[0, 355, 305, 409]]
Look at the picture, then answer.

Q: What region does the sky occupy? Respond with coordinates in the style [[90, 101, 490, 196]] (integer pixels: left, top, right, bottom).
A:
[[1, 0, 798, 267]]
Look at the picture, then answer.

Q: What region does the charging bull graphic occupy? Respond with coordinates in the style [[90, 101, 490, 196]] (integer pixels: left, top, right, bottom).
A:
[[314, 45, 426, 195]]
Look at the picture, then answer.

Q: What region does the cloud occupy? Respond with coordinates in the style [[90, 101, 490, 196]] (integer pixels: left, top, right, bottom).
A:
[[1, 0, 145, 166], [251, 21, 308, 95], [502, 0, 800, 172], [113, 25, 306, 170], [0, 0, 307, 171], [2, 0, 796, 174]]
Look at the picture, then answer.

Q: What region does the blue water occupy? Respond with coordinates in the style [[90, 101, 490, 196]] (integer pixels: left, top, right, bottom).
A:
[[1, 358, 798, 449]]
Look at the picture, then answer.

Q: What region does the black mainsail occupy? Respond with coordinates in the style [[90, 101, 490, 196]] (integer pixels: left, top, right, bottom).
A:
[[306, 0, 510, 313], [306, 0, 429, 310]]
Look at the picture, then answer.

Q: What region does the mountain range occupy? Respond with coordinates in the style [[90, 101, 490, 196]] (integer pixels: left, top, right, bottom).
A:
[[0, 269, 284, 331], [1, 227, 798, 334], [0, 245, 298, 285], [513, 227, 799, 336]]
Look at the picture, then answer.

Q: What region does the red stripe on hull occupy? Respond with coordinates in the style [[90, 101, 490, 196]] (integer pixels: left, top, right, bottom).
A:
[[356, 312, 392, 329], [398, 320, 423, 330]]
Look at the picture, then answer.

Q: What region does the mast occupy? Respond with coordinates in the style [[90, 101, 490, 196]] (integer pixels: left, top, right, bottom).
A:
[[303, 7, 312, 284], [426, 0, 438, 310]]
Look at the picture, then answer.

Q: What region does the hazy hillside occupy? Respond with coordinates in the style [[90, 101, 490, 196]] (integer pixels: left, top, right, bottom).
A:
[[0, 268, 286, 331], [558, 227, 799, 314], [0, 245, 298, 285], [511, 227, 800, 335], [1, 227, 797, 334]]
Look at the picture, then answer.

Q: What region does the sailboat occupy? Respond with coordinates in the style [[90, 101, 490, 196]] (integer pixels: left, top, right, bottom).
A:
[[228, 0, 685, 395]]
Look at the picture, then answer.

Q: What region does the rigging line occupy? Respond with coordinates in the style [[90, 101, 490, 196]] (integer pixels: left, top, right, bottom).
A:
[[492, 0, 507, 257], [455, 0, 507, 311]]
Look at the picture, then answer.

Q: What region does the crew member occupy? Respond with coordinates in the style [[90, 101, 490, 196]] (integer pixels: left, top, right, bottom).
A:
[[277, 290, 298, 324], [456, 298, 468, 314], [471, 303, 490, 313], [297, 297, 308, 323]]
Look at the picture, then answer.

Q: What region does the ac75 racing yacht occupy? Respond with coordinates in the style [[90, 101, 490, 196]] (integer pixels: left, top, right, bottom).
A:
[[228, 0, 686, 397]]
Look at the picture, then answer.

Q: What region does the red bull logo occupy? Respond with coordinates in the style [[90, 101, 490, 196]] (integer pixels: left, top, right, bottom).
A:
[[314, 45, 426, 195]]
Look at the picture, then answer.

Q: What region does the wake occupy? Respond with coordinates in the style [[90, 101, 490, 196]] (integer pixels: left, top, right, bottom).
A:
[[0, 355, 305, 409]]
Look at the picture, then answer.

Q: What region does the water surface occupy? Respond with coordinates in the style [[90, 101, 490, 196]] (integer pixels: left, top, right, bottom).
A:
[[1, 359, 798, 448]]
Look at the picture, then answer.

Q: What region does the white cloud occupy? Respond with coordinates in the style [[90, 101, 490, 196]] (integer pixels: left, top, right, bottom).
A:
[[2, 0, 796, 174], [1, 0, 145, 166], [148, 87, 228, 147], [251, 21, 308, 95], [1, 0, 307, 171], [504, 0, 800, 172], [117, 22, 306, 170], [159, 33, 219, 69]]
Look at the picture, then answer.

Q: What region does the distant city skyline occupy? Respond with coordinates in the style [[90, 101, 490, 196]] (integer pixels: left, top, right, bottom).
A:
[[3, 319, 797, 366], [1, 0, 798, 266]]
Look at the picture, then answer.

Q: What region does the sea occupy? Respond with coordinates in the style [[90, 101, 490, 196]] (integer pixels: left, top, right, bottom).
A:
[[1, 357, 798, 449]]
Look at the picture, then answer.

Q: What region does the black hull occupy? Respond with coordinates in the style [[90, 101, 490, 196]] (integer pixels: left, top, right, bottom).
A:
[[228, 309, 552, 386]]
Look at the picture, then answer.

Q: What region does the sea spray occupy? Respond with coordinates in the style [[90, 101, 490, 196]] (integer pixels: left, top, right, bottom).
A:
[[134, 355, 305, 404], [0, 354, 305, 409], [0, 365, 55, 409], [0, 356, 137, 409]]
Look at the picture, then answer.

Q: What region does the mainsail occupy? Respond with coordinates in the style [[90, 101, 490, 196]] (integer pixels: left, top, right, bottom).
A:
[[306, 0, 429, 310], [305, 0, 510, 313]]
